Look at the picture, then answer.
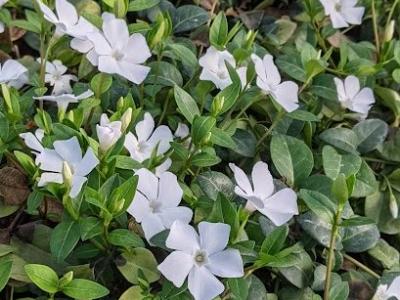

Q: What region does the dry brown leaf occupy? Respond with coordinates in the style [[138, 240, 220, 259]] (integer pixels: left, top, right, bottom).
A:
[[0, 167, 30, 206]]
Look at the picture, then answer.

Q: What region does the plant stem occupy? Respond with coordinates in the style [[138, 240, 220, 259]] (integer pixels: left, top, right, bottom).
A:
[[385, 0, 399, 33], [256, 108, 285, 148], [343, 253, 380, 279], [323, 207, 342, 300], [371, 0, 380, 56]]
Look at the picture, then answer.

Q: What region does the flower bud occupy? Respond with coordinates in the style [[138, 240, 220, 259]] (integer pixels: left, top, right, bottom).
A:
[[59, 271, 74, 288], [109, 197, 125, 215], [389, 193, 398, 219], [62, 161, 73, 188], [121, 108, 132, 133], [384, 20, 395, 42], [211, 96, 225, 117], [76, 0, 101, 15]]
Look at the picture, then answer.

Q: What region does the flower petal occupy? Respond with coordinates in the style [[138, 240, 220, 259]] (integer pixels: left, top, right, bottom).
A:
[[229, 163, 253, 195], [387, 276, 400, 298], [351, 87, 375, 114], [158, 251, 194, 288], [103, 18, 129, 50], [38, 172, 63, 187], [53, 136, 82, 164], [260, 188, 298, 226], [198, 222, 230, 255], [136, 112, 154, 143], [36, 149, 63, 172], [329, 11, 349, 29], [127, 191, 151, 222], [157, 172, 183, 207], [158, 206, 193, 229], [141, 213, 165, 240], [263, 54, 281, 87], [37, 0, 59, 24], [166, 220, 200, 252], [147, 125, 173, 156], [116, 61, 151, 84], [19, 132, 44, 153], [344, 75, 360, 100], [251, 161, 274, 199], [188, 267, 224, 300], [69, 175, 87, 198], [272, 81, 299, 113], [124, 33, 151, 64], [334, 77, 346, 102], [74, 147, 99, 176], [55, 0, 78, 26], [342, 7, 364, 25], [208, 249, 244, 278], [135, 168, 159, 201]]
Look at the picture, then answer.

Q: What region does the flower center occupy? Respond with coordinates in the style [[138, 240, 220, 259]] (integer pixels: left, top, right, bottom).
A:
[[193, 250, 208, 267], [111, 49, 124, 61], [217, 70, 228, 79], [149, 200, 161, 213], [334, 3, 342, 12]]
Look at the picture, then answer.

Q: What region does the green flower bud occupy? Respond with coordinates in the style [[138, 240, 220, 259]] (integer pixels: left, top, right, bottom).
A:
[[76, 0, 101, 15]]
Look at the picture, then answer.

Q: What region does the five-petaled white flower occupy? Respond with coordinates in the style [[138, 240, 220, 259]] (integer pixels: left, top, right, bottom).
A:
[[96, 113, 122, 153], [199, 46, 247, 90], [34, 90, 94, 112], [127, 168, 193, 241], [87, 16, 152, 84], [158, 220, 244, 300], [252, 54, 299, 113], [40, 59, 77, 95], [372, 276, 400, 300], [0, 59, 28, 89], [334, 75, 375, 116], [319, 0, 364, 29], [35, 136, 99, 198], [0, 0, 8, 33], [229, 161, 298, 226], [124, 112, 173, 163]]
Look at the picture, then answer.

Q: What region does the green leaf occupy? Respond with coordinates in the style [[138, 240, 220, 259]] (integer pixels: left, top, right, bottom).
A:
[[299, 189, 335, 222], [210, 127, 236, 149], [128, 0, 160, 11], [353, 119, 388, 153], [191, 116, 216, 145], [116, 248, 160, 284], [50, 221, 80, 261], [146, 61, 183, 87], [110, 175, 138, 215], [197, 171, 235, 200], [90, 73, 113, 97], [174, 85, 200, 123], [108, 229, 144, 248], [0, 260, 12, 292], [62, 279, 109, 299], [322, 146, 362, 180], [368, 239, 400, 269], [227, 278, 249, 300], [24, 264, 59, 294], [320, 128, 359, 154], [119, 286, 146, 300], [352, 160, 378, 198], [79, 217, 103, 241], [270, 134, 314, 187], [260, 226, 288, 255], [375, 86, 400, 117], [167, 43, 198, 75], [191, 151, 221, 167], [209, 11, 228, 49], [173, 5, 208, 33], [340, 216, 375, 227], [329, 281, 349, 300], [287, 110, 319, 122], [279, 249, 314, 288], [331, 174, 348, 208], [341, 221, 380, 253]]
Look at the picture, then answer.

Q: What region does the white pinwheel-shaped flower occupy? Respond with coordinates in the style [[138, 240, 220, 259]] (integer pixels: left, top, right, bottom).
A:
[[229, 161, 298, 226], [0, 0, 8, 33], [0, 59, 28, 89], [373, 276, 400, 300], [96, 113, 122, 153], [124, 112, 173, 163], [87, 16, 151, 84], [34, 90, 93, 112], [334, 75, 375, 116], [127, 169, 193, 240], [41, 59, 77, 95], [252, 54, 299, 113], [35, 136, 99, 198], [37, 0, 92, 37], [319, 0, 364, 29], [199, 46, 247, 90], [158, 220, 244, 300]]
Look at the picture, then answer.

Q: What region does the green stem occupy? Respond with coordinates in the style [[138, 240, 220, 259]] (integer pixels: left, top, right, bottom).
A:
[[371, 0, 380, 56], [158, 90, 172, 125], [323, 207, 343, 300], [385, 0, 399, 34], [342, 254, 380, 279], [256, 108, 285, 148]]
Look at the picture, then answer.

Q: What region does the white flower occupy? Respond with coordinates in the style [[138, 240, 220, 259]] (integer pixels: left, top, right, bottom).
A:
[[35, 136, 99, 198], [373, 276, 400, 300], [40, 59, 77, 95], [158, 220, 244, 300], [174, 123, 190, 139], [127, 169, 193, 240], [251, 54, 299, 113], [334, 75, 375, 115], [19, 129, 45, 157], [34, 90, 93, 111], [229, 161, 298, 226], [96, 113, 122, 153], [124, 112, 173, 163], [319, 0, 364, 29], [199, 46, 247, 90], [0, 59, 28, 89], [37, 0, 92, 37], [87, 16, 151, 84], [0, 0, 8, 33]]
